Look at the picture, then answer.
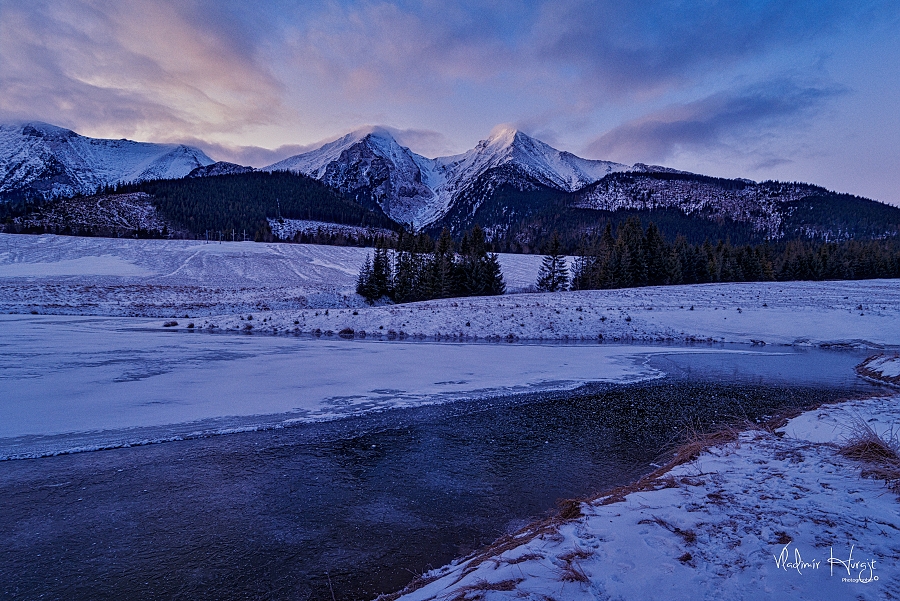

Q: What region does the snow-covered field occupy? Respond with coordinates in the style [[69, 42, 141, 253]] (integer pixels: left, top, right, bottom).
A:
[[390, 393, 900, 601], [0, 233, 550, 315], [202, 281, 900, 348], [2, 234, 900, 349]]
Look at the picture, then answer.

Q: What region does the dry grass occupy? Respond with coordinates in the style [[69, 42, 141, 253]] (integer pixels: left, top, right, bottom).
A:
[[556, 499, 583, 520], [558, 562, 590, 583], [638, 516, 697, 544], [855, 354, 900, 386], [839, 416, 900, 491], [448, 578, 524, 601]]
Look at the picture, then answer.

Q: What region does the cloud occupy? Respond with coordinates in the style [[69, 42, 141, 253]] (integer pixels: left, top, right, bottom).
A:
[[585, 82, 846, 164], [0, 0, 896, 169], [274, 0, 898, 111], [176, 139, 316, 167], [532, 0, 897, 99], [281, 1, 524, 103], [187, 125, 451, 166], [382, 127, 454, 158], [0, 0, 286, 141]]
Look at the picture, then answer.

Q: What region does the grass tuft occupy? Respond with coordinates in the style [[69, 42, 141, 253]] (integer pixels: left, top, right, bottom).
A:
[[839, 416, 900, 491]]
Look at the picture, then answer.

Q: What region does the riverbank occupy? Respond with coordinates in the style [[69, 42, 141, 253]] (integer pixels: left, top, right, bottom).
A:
[[197, 280, 900, 348], [386, 389, 900, 601]]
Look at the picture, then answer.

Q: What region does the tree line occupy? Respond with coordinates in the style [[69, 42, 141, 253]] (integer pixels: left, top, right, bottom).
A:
[[356, 225, 505, 303], [536, 217, 900, 292]]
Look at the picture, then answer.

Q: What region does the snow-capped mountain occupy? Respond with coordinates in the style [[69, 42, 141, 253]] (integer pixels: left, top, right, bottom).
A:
[[0, 122, 214, 199], [435, 126, 633, 194], [265, 126, 637, 228], [268, 126, 439, 227]]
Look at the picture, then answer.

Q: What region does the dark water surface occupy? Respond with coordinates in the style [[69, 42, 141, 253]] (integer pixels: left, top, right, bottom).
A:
[[0, 348, 882, 600]]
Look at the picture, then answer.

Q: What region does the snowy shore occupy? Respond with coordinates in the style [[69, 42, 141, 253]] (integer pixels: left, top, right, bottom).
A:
[[199, 280, 900, 348], [387, 392, 900, 601]]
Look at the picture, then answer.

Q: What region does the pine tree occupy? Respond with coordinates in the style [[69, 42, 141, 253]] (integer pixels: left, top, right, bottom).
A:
[[644, 222, 669, 286], [356, 254, 376, 301], [457, 225, 505, 296], [536, 232, 569, 292], [428, 228, 457, 299], [370, 238, 392, 299]]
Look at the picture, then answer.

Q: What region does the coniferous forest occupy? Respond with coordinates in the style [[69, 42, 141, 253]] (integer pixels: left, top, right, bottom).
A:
[[126, 171, 397, 240], [565, 217, 900, 291], [356, 225, 505, 303], [2, 170, 899, 298], [357, 217, 900, 304]]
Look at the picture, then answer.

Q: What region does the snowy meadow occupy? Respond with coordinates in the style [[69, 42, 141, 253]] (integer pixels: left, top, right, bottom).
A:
[[1, 232, 899, 600]]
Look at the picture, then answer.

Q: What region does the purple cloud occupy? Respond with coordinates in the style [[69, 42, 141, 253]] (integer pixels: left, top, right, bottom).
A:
[[585, 82, 846, 164]]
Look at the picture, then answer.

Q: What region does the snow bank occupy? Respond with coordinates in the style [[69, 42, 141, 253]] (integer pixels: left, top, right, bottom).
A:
[[856, 355, 900, 386], [390, 393, 900, 601], [203, 281, 900, 348]]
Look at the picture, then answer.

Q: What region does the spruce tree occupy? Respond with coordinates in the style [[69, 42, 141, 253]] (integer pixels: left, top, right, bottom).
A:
[[536, 232, 569, 292], [370, 239, 392, 299], [356, 253, 375, 301], [457, 225, 505, 296], [428, 228, 457, 298]]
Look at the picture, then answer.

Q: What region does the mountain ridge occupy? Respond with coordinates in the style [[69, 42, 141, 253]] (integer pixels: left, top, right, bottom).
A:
[[0, 122, 214, 200], [263, 125, 644, 228]]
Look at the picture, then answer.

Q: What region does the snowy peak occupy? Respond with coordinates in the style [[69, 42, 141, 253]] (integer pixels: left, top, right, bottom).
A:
[[459, 127, 634, 191], [0, 122, 214, 199], [266, 124, 643, 228], [267, 126, 402, 178], [266, 126, 439, 227]]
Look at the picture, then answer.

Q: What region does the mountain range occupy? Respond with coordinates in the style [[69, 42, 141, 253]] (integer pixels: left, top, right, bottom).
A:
[[2, 121, 898, 244], [0, 122, 213, 200], [265, 125, 649, 229]]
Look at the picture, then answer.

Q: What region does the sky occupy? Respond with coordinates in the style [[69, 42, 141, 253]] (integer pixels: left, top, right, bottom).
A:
[[1, 0, 898, 206]]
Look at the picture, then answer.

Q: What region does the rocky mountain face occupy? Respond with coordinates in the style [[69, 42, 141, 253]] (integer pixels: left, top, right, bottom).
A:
[[268, 127, 440, 227], [265, 126, 639, 229], [0, 122, 213, 200], [188, 162, 255, 178]]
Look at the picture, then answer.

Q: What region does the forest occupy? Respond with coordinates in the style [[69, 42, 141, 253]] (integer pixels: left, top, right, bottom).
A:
[[356, 226, 505, 303], [124, 171, 397, 240], [363, 217, 900, 304]]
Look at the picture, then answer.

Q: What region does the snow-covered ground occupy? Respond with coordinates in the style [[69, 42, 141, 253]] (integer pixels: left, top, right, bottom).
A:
[[2, 234, 899, 350], [857, 355, 900, 386], [204, 281, 900, 348], [0, 233, 550, 315], [390, 393, 900, 601]]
